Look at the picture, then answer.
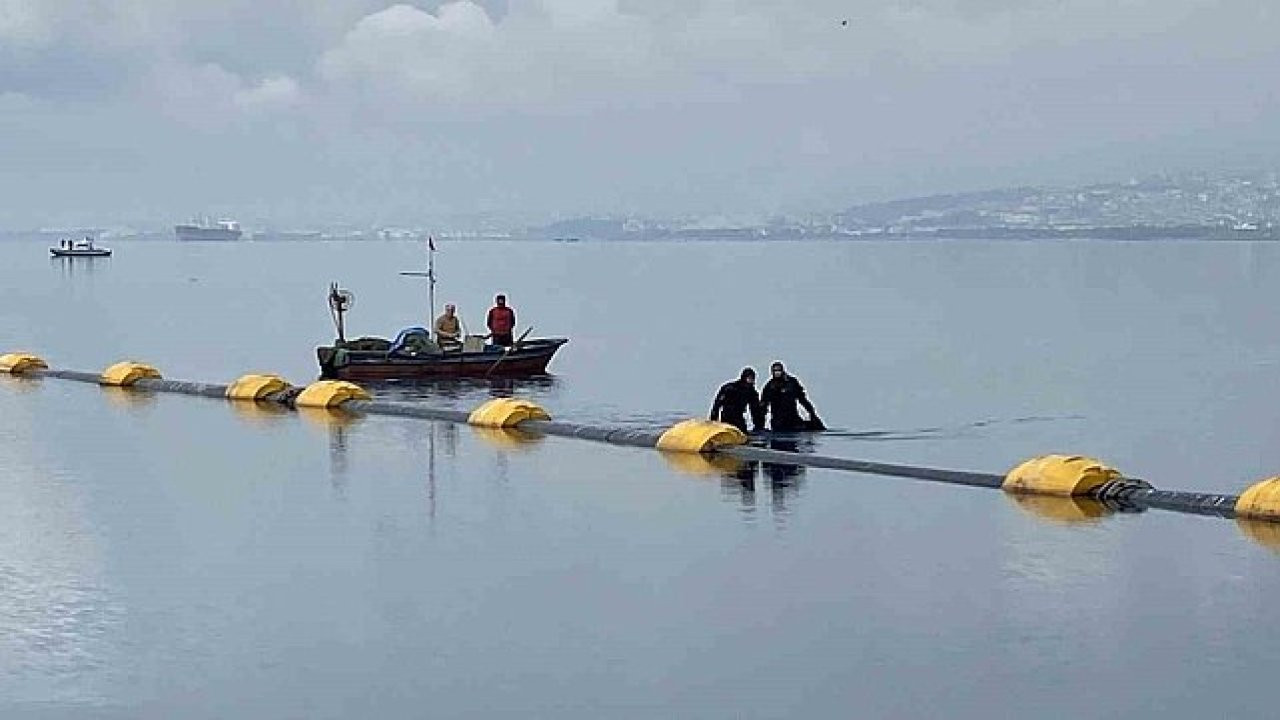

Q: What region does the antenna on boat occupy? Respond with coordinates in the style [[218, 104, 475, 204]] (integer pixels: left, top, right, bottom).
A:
[[328, 282, 355, 342], [399, 234, 437, 325]]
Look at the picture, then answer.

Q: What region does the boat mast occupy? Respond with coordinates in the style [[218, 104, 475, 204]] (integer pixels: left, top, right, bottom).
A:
[[399, 234, 437, 326]]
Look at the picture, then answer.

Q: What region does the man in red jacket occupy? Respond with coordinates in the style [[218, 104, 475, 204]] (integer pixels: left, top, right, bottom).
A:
[[486, 294, 517, 346]]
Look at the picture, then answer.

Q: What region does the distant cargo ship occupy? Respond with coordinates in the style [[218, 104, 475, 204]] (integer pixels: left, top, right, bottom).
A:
[[174, 218, 242, 241]]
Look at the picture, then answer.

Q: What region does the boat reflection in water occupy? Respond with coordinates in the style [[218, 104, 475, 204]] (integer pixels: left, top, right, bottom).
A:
[[350, 375, 560, 412]]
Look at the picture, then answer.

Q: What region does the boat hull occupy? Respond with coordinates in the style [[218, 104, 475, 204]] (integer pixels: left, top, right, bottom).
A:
[[317, 339, 567, 380], [50, 248, 111, 257]]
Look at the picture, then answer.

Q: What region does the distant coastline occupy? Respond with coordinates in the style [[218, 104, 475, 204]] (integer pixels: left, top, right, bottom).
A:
[[4, 172, 1277, 243], [5, 226, 1277, 244]]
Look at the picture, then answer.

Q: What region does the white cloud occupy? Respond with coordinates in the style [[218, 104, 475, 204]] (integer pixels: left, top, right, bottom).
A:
[[318, 2, 498, 106], [314, 1, 835, 114], [2, 0, 1280, 226], [307, 0, 1280, 119], [6, 0, 1277, 118], [234, 75, 303, 112], [151, 62, 303, 126]]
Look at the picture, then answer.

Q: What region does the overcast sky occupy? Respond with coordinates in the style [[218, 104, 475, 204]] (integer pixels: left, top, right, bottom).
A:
[[2, 0, 1278, 229]]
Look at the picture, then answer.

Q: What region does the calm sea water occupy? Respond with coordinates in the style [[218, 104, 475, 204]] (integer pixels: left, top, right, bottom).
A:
[[2, 237, 1279, 717]]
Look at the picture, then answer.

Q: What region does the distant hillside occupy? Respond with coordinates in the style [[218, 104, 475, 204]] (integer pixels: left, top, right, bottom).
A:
[[836, 175, 1279, 234], [529, 217, 630, 240], [521, 173, 1280, 241], [837, 187, 1039, 226]]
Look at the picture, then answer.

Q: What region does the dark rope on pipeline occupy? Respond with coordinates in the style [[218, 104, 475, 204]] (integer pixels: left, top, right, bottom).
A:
[[13, 367, 1249, 521], [1094, 479, 1238, 519]]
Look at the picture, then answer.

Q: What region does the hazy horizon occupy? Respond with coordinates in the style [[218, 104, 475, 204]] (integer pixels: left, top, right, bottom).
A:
[[4, 1, 1279, 229]]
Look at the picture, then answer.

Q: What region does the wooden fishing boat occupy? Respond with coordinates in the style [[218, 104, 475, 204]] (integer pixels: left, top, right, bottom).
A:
[[315, 280, 567, 380]]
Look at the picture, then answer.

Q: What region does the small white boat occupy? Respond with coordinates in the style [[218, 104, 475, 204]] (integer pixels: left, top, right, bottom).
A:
[[50, 238, 112, 257]]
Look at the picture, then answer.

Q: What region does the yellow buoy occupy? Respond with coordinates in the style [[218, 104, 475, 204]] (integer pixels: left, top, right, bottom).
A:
[[1234, 477, 1280, 521], [0, 353, 47, 374], [1002, 454, 1122, 497], [467, 398, 550, 428], [100, 361, 162, 387], [655, 419, 748, 454], [294, 380, 370, 408], [225, 373, 291, 401]]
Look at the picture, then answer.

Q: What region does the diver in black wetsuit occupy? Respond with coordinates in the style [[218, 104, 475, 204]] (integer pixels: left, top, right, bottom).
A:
[[760, 361, 824, 433], [709, 367, 764, 433]]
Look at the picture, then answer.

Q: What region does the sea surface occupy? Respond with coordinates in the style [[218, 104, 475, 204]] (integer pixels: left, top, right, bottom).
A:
[[2, 236, 1279, 718]]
